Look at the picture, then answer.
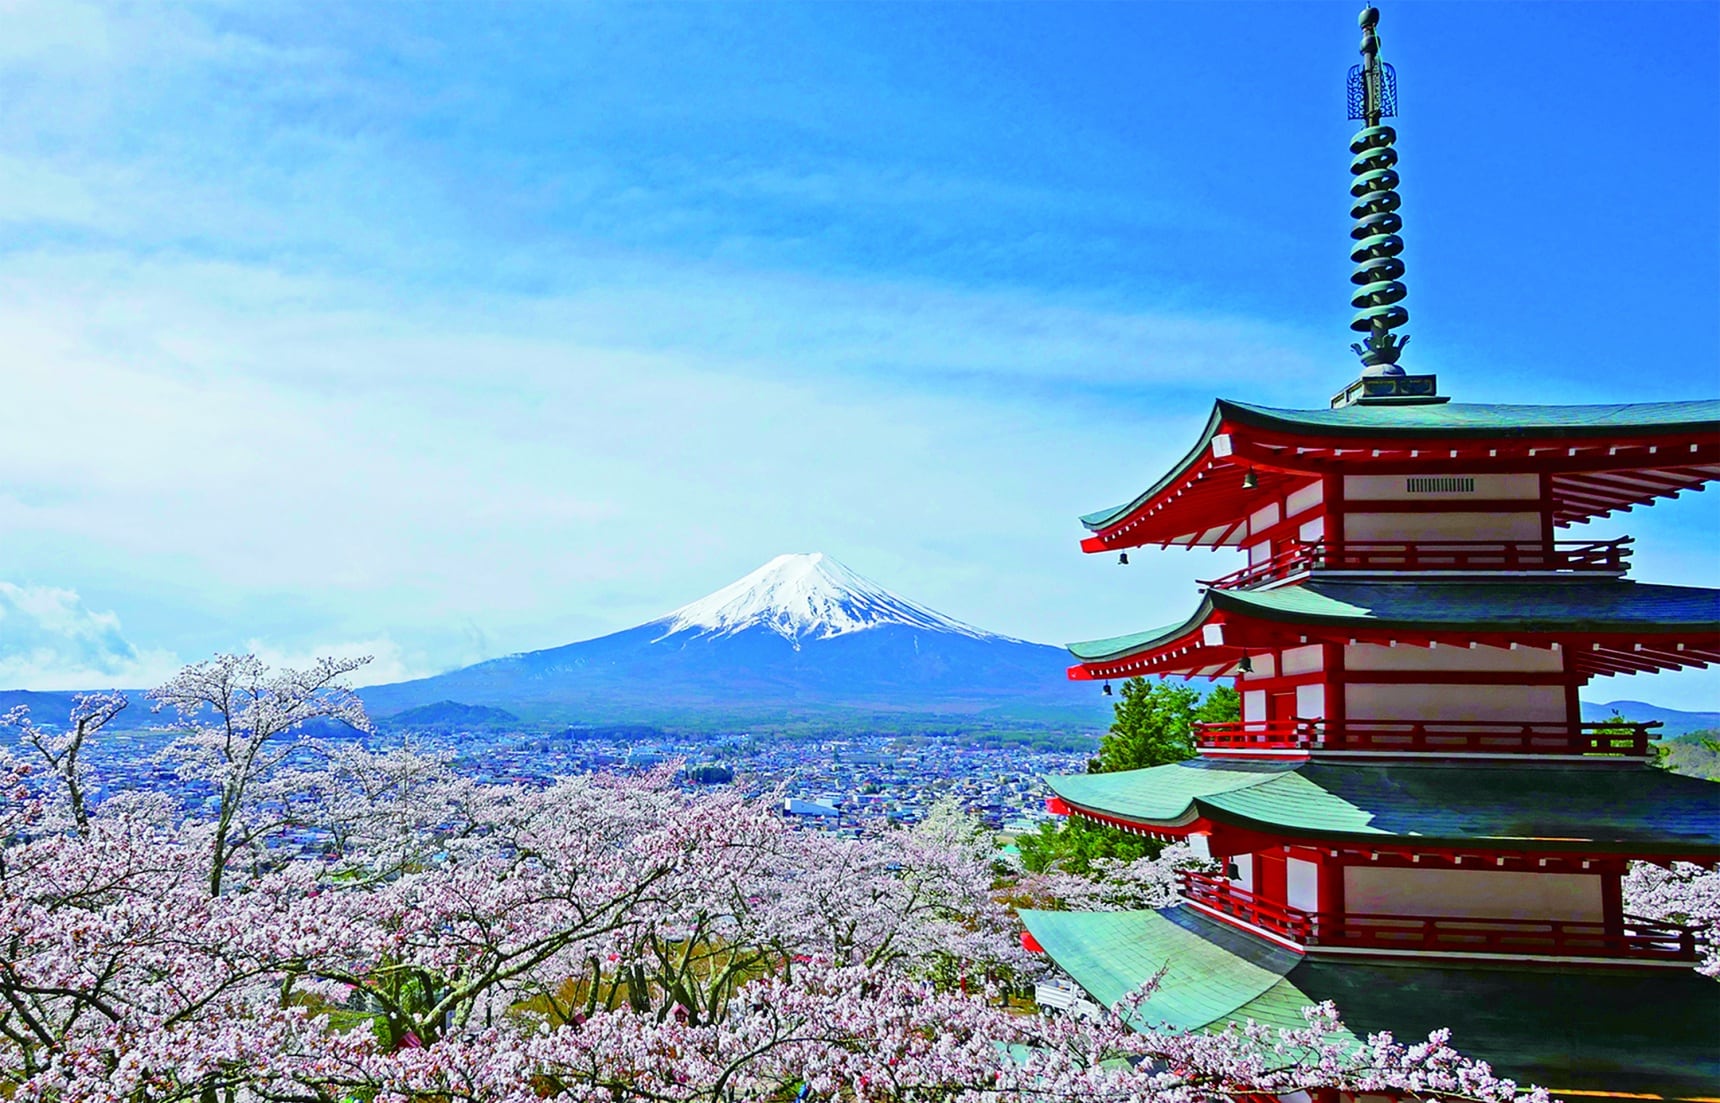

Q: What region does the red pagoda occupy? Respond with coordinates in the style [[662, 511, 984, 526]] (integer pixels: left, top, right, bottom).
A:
[[1019, 8, 1720, 1097]]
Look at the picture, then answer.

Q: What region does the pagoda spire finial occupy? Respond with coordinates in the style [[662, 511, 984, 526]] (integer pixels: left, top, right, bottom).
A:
[[1347, 5, 1409, 376]]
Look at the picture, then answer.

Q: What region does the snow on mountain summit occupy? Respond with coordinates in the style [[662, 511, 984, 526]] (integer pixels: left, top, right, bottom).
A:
[[656, 553, 1004, 645]]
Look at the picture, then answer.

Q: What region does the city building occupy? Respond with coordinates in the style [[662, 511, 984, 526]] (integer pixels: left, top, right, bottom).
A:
[[1019, 8, 1720, 1096]]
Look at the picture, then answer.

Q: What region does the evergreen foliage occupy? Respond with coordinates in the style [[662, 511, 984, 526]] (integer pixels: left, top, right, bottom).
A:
[[1015, 813, 1158, 876], [1021, 680, 1239, 875], [1657, 728, 1720, 781], [1089, 678, 1235, 774]]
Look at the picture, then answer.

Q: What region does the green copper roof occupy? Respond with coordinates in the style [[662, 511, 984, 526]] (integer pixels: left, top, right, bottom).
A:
[[1023, 906, 1720, 1094], [1067, 579, 1720, 661], [1046, 759, 1720, 855], [1017, 906, 1321, 1034], [1080, 397, 1720, 531], [1221, 397, 1720, 438], [1068, 619, 1188, 663], [1220, 579, 1720, 631]]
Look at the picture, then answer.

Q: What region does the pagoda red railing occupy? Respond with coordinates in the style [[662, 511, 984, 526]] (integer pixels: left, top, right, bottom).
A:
[[1178, 872, 1699, 963], [1179, 871, 1312, 941], [1304, 911, 1699, 962], [1194, 718, 1661, 756], [1200, 538, 1633, 591]]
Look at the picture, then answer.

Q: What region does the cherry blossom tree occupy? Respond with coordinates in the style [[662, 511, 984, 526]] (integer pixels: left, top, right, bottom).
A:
[[149, 653, 372, 895], [1624, 860, 1720, 979], [0, 661, 1547, 1103], [2, 692, 127, 837], [1009, 841, 1215, 914]]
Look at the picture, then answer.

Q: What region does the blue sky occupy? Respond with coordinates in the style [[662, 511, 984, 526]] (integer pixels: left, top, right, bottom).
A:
[[2, 1, 1717, 708]]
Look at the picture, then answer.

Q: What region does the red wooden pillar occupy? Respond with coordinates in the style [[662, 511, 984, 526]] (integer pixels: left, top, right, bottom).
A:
[[1538, 471, 1556, 551], [1317, 852, 1346, 915], [1561, 647, 1582, 733], [1256, 851, 1288, 908], [1324, 641, 1347, 743], [1600, 865, 1624, 938], [1324, 473, 1345, 551], [1314, 851, 1346, 944]]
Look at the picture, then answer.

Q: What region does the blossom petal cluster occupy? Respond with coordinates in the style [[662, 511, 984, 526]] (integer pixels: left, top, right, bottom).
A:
[[0, 655, 1549, 1102]]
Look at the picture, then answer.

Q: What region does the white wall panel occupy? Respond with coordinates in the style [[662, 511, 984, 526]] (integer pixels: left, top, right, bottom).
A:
[[1343, 867, 1603, 922], [1346, 642, 1563, 673], [1343, 473, 1540, 501], [1295, 683, 1326, 719], [1344, 511, 1542, 543], [1287, 858, 1320, 913], [1286, 482, 1324, 518], [1345, 682, 1565, 722], [1232, 853, 1255, 894], [1281, 645, 1324, 676]]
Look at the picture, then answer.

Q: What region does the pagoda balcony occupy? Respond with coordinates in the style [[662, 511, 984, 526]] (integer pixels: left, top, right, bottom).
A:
[[1200, 538, 1633, 591], [1194, 718, 1661, 757], [1179, 871, 1700, 964]]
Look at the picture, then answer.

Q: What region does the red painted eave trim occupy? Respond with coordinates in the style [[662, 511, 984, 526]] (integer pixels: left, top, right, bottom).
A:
[[1081, 425, 1720, 551], [1061, 801, 1720, 864], [1069, 615, 1720, 681]]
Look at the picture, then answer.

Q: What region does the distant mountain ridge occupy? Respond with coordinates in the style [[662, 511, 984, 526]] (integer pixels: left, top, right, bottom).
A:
[[388, 701, 520, 729], [4, 558, 1715, 740], [1579, 700, 1720, 739], [358, 553, 1102, 732]]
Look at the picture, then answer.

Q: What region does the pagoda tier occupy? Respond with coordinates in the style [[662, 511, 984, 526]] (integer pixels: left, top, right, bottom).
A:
[[1040, 758, 1717, 970], [1044, 759, 1720, 865], [1079, 399, 1720, 552], [1069, 579, 1720, 681], [1067, 578, 1720, 758], [1018, 906, 1720, 1097]]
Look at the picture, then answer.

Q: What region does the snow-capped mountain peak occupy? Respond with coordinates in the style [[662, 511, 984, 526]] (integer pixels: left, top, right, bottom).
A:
[[656, 553, 1002, 645]]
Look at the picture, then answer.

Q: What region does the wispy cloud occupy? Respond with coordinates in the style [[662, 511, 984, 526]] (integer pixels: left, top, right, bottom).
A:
[[0, 0, 1712, 713], [0, 582, 177, 690]]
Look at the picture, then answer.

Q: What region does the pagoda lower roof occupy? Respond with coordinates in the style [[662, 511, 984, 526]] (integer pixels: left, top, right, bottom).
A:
[[1044, 759, 1720, 858], [1019, 905, 1720, 1095], [1080, 398, 1720, 549], [1067, 578, 1720, 679]]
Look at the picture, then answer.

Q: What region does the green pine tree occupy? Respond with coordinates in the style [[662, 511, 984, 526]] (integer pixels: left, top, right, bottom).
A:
[[1088, 677, 1222, 774], [1018, 681, 1240, 876]]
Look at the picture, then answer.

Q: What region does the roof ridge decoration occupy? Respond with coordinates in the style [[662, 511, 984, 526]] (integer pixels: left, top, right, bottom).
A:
[[1348, 6, 1408, 374], [1332, 7, 1445, 409]]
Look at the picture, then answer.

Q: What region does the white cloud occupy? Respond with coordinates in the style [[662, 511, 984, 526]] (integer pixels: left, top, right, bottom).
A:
[[0, 582, 180, 690], [0, 578, 432, 691], [0, 0, 1711, 715], [239, 637, 434, 689]]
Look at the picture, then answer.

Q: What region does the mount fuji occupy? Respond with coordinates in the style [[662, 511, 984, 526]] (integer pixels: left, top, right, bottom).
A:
[[359, 554, 1107, 732]]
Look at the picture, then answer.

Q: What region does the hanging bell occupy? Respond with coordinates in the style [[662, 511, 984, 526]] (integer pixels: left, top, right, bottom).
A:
[[1238, 654, 1254, 674], [1102, 682, 1113, 696], [1118, 552, 1129, 565], [1241, 468, 1259, 490]]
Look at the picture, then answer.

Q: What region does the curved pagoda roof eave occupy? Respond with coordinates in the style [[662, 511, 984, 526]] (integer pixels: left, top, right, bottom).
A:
[[1079, 397, 1720, 541], [1209, 578, 1720, 634], [1079, 402, 1227, 532], [1220, 397, 1720, 440], [1065, 579, 1720, 680], [1018, 907, 1720, 1094], [1045, 760, 1720, 857], [1066, 595, 1217, 663]]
